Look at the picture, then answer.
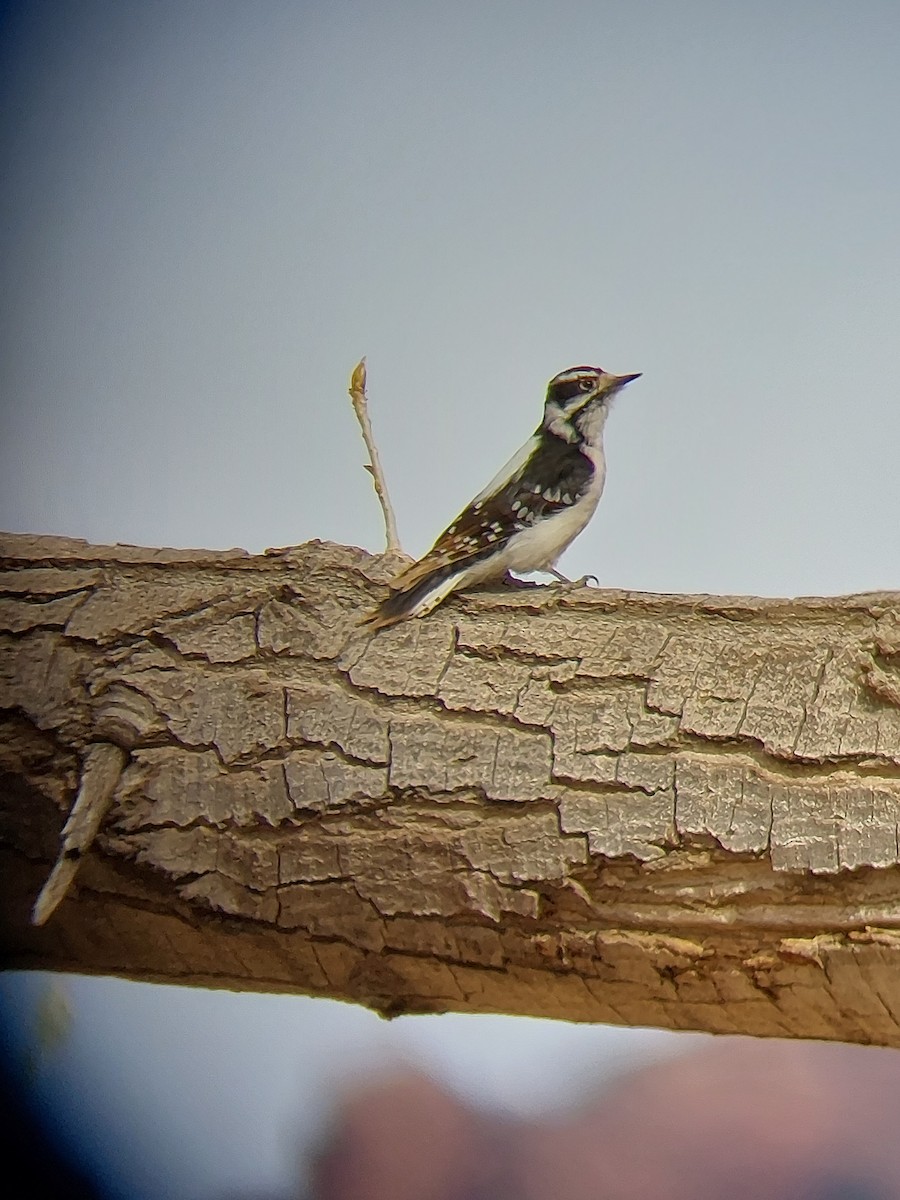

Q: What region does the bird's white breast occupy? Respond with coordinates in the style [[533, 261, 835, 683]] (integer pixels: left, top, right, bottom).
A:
[[459, 405, 612, 586], [502, 445, 606, 572]]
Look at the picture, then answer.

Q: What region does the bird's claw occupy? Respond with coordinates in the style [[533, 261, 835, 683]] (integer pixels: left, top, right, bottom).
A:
[[496, 572, 541, 590], [554, 573, 599, 590]]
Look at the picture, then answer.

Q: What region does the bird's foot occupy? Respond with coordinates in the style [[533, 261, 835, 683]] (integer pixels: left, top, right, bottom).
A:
[[481, 571, 599, 593], [495, 572, 542, 590], [548, 570, 599, 589]]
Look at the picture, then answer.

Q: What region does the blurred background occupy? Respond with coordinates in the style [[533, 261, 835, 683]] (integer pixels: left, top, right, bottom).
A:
[[3, 1, 900, 1197]]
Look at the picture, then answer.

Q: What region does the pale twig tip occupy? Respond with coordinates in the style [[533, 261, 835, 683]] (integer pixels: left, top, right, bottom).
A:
[[350, 359, 367, 394]]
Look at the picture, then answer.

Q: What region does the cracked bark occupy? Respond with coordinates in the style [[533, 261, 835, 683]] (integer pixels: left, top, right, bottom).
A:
[[4, 534, 900, 1043]]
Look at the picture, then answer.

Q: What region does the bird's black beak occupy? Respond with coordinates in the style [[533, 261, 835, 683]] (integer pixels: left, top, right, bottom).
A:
[[615, 372, 642, 386]]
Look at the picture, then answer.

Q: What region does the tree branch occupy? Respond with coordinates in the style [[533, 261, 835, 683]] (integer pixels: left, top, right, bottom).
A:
[[3, 533, 900, 1043]]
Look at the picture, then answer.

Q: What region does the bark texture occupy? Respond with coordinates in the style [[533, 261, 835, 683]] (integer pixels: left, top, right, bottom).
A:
[[4, 533, 900, 1043]]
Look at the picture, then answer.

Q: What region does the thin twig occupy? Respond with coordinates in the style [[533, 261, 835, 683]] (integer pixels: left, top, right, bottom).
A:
[[348, 359, 402, 552], [32, 742, 127, 926]]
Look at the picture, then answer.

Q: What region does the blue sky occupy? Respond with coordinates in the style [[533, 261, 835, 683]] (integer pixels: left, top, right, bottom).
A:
[[2, 2, 900, 1196]]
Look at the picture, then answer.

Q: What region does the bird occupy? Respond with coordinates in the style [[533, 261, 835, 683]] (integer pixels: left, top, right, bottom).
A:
[[364, 363, 641, 630]]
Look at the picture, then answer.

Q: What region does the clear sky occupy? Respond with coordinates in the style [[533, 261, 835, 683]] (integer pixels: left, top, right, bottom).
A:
[[2, 2, 900, 1197]]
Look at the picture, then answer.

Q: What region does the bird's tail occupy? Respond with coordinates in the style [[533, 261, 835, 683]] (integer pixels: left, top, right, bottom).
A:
[[361, 563, 466, 630]]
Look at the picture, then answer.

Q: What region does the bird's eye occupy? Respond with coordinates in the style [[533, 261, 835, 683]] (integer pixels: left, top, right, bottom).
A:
[[578, 378, 595, 392]]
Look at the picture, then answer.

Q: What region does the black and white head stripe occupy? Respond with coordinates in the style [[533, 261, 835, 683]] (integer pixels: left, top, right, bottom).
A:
[[548, 366, 603, 386], [546, 365, 641, 411], [545, 366, 605, 407]]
